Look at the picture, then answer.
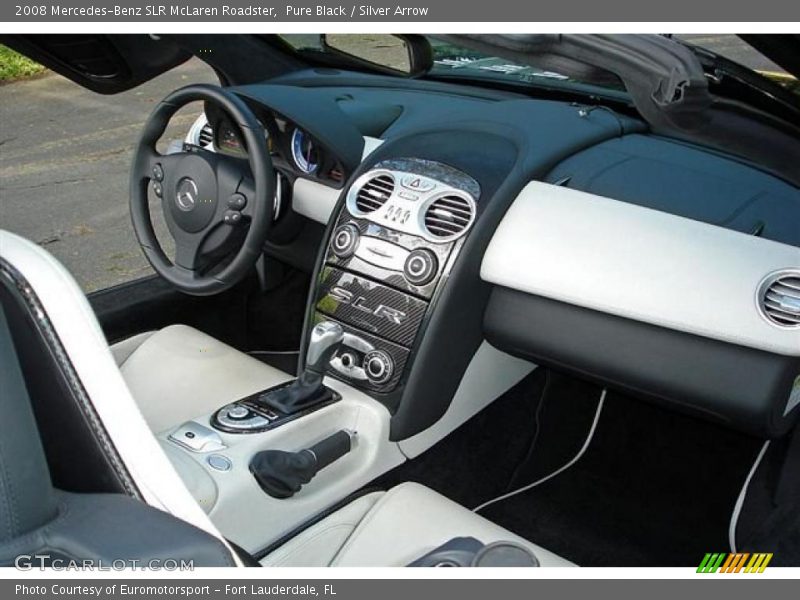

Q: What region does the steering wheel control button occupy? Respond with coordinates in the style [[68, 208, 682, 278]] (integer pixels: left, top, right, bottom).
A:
[[227, 193, 247, 210], [169, 422, 226, 453], [404, 248, 438, 286], [152, 163, 164, 182], [364, 350, 394, 385], [401, 175, 436, 193], [226, 405, 250, 420], [331, 223, 360, 258], [207, 455, 232, 472], [153, 182, 163, 198], [223, 210, 243, 225]]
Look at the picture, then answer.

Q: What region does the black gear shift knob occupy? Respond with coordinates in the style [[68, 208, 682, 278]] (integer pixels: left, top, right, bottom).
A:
[[305, 321, 344, 375], [259, 321, 343, 415]]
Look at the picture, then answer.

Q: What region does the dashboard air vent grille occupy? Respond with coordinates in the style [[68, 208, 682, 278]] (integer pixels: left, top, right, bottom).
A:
[[423, 195, 474, 239], [198, 123, 214, 147], [760, 272, 800, 328], [355, 174, 395, 213]]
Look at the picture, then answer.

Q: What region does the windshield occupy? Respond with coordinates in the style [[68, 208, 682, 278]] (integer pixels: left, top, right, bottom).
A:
[[277, 34, 799, 99], [426, 37, 627, 96], [278, 34, 628, 97]]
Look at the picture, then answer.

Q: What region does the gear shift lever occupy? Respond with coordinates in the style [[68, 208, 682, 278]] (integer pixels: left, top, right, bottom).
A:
[[304, 321, 345, 384], [259, 321, 343, 415]]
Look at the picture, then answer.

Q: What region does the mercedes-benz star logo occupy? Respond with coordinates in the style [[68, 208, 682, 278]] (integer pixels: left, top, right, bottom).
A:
[[176, 177, 199, 212]]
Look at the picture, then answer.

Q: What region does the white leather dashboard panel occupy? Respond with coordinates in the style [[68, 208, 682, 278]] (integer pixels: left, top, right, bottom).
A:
[[292, 178, 340, 225], [481, 181, 800, 357]]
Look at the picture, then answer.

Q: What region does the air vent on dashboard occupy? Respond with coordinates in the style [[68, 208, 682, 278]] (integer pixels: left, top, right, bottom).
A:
[[759, 271, 800, 328], [355, 173, 395, 213], [423, 194, 475, 240], [198, 123, 214, 147]]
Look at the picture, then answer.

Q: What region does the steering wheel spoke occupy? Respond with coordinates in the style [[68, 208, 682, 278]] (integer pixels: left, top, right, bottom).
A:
[[173, 239, 202, 272], [129, 84, 274, 296]]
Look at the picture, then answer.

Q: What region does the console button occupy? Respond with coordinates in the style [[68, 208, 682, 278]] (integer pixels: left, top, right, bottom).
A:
[[215, 410, 270, 431], [364, 350, 394, 385], [169, 422, 226, 453], [339, 351, 356, 369], [404, 248, 438, 286], [355, 236, 409, 272], [331, 350, 369, 381], [398, 191, 420, 202], [207, 454, 232, 472], [226, 405, 250, 420], [401, 175, 436, 192], [331, 223, 359, 258]]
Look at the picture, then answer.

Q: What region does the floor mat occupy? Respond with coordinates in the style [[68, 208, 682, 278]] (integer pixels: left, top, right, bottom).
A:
[[373, 369, 593, 510], [479, 388, 766, 566], [374, 369, 766, 566]]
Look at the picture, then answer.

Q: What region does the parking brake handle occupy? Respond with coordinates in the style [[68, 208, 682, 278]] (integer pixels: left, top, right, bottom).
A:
[[250, 430, 355, 499]]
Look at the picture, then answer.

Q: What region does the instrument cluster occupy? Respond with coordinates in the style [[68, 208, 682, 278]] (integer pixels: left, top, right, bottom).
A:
[[208, 108, 346, 188]]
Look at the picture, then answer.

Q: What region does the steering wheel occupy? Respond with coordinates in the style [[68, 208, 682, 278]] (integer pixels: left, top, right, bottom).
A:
[[130, 84, 274, 296]]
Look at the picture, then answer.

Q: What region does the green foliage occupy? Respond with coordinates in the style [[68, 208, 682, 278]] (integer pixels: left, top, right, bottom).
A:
[[0, 46, 46, 82]]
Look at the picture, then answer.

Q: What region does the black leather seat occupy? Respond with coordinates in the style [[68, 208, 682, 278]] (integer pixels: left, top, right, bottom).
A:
[[0, 248, 237, 567]]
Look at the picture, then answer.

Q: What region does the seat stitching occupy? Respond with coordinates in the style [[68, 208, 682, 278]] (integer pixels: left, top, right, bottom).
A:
[[0, 435, 20, 539], [266, 523, 360, 567], [329, 484, 408, 566]]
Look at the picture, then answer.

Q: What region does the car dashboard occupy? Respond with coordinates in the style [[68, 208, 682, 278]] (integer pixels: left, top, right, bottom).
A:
[[187, 68, 800, 441]]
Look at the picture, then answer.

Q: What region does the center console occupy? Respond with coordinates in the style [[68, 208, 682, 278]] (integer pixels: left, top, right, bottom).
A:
[[158, 156, 529, 554], [311, 158, 481, 395]]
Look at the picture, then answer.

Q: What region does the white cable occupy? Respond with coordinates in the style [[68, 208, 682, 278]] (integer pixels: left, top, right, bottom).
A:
[[729, 440, 770, 553], [473, 388, 606, 513]]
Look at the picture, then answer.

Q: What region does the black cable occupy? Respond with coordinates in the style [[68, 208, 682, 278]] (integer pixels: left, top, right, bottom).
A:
[[503, 369, 551, 492]]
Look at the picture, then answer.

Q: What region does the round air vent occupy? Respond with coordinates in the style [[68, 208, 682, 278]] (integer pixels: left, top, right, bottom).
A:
[[758, 270, 800, 328], [354, 173, 395, 214], [423, 193, 475, 240]]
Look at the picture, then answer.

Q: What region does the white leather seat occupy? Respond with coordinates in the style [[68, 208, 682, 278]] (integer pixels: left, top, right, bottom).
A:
[[0, 230, 239, 558], [4, 229, 573, 568], [261, 482, 574, 567], [112, 325, 292, 434]]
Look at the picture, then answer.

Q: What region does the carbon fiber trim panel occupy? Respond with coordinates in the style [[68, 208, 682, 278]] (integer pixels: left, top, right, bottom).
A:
[[313, 313, 409, 394], [315, 267, 428, 347]]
